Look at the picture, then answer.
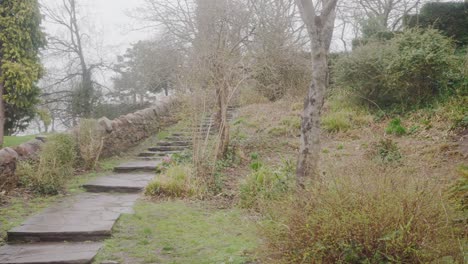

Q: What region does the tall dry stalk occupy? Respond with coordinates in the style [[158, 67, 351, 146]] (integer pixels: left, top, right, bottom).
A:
[[77, 119, 105, 170]]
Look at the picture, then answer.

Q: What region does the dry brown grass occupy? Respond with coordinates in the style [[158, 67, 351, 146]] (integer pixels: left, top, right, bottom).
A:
[[228, 97, 466, 263], [261, 162, 464, 263]]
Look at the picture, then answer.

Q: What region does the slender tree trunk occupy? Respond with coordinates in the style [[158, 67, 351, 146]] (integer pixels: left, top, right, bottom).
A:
[[216, 82, 230, 159], [296, 45, 328, 183], [295, 0, 338, 186], [0, 82, 5, 148]]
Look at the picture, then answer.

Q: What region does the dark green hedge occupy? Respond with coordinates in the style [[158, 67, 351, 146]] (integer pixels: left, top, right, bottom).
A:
[[404, 2, 468, 46]]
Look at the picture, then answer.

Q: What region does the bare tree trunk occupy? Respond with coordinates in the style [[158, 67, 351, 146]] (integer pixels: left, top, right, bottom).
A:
[[216, 82, 230, 159], [296, 46, 328, 183], [295, 0, 338, 185], [0, 82, 5, 148]]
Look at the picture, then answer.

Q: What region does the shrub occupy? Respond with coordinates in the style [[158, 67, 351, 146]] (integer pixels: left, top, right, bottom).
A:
[[262, 163, 463, 263], [385, 118, 406, 136], [335, 29, 458, 109], [77, 119, 104, 170], [238, 85, 269, 106], [239, 157, 295, 210], [145, 164, 197, 198], [252, 51, 310, 101], [404, 2, 468, 46], [386, 29, 457, 105], [334, 41, 392, 106], [18, 134, 76, 195], [368, 139, 402, 163]]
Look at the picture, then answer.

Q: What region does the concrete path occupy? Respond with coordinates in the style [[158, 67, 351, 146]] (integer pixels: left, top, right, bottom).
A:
[[0, 243, 103, 264], [0, 109, 236, 263]]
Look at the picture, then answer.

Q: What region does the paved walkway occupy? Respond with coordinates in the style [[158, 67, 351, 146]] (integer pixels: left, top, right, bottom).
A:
[[0, 116, 217, 264]]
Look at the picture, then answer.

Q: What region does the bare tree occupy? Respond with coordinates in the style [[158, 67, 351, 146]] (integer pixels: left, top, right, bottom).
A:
[[249, 0, 311, 100], [194, 0, 253, 158], [356, 0, 422, 31], [295, 0, 339, 185], [41, 0, 103, 125], [135, 0, 252, 159]]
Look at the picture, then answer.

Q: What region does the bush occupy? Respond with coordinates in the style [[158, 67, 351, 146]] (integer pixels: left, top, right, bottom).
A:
[[239, 157, 295, 210], [262, 163, 464, 263], [369, 139, 402, 163], [18, 134, 76, 195], [238, 85, 269, 106], [335, 29, 458, 109], [404, 2, 468, 46], [252, 51, 310, 101], [385, 118, 407, 136], [77, 119, 104, 169], [145, 164, 197, 198]]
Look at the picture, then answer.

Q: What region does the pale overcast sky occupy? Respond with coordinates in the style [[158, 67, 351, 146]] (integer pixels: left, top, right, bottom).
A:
[[41, 0, 151, 54], [39, 0, 155, 88]]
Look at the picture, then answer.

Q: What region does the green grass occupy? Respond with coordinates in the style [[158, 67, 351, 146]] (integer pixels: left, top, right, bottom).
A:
[[157, 131, 170, 140], [2, 135, 36, 148], [94, 200, 260, 264]]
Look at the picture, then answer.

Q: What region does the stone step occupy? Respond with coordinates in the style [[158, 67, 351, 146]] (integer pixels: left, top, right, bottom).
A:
[[176, 130, 218, 135], [7, 193, 139, 243], [136, 157, 165, 161], [0, 242, 103, 264], [179, 128, 217, 133], [138, 151, 179, 157], [82, 173, 154, 193], [113, 160, 161, 173], [147, 146, 187, 152], [165, 136, 192, 141], [157, 141, 190, 147]]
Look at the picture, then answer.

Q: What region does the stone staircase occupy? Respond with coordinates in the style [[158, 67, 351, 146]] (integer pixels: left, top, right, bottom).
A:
[[0, 107, 237, 264], [0, 114, 224, 264]]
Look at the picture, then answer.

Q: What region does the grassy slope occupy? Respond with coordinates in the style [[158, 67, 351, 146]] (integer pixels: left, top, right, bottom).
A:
[[94, 200, 260, 264], [230, 98, 467, 261], [94, 98, 465, 263], [3, 135, 36, 148]]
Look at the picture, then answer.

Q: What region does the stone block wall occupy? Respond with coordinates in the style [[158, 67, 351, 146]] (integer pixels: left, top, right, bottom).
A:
[[97, 101, 175, 157], [0, 100, 175, 194]]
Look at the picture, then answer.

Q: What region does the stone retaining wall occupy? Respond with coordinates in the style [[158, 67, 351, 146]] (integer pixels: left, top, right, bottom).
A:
[[0, 99, 176, 194]]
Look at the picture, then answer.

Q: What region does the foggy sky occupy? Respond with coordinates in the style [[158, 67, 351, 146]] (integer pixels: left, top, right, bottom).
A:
[[41, 0, 151, 55]]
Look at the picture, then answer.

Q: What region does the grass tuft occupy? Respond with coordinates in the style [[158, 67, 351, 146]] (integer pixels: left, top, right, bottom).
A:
[[386, 118, 407, 136], [17, 134, 76, 195], [145, 164, 197, 198], [239, 157, 295, 210], [261, 162, 464, 263]]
